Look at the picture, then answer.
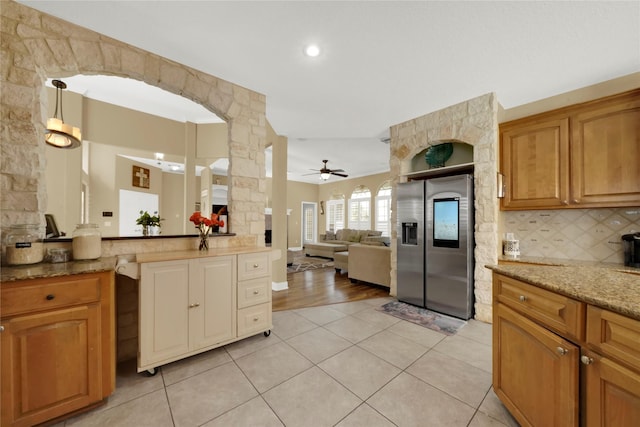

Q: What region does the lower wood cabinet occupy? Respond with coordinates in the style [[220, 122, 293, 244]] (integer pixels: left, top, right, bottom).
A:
[[493, 302, 579, 426], [492, 272, 640, 427], [1, 271, 115, 427], [138, 250, 272, 373], [583, 306, 640, 426]]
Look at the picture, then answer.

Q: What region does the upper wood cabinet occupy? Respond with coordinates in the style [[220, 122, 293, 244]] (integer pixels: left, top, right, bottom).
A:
[[571, 92, 640, 206], [500, 89, 640, 210]]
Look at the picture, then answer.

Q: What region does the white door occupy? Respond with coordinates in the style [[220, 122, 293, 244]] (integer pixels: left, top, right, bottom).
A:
[[302, 202, 317, 245]]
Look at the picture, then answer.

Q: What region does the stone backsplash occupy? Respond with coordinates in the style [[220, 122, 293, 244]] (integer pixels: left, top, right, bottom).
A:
[[501, 207, 640, 263]]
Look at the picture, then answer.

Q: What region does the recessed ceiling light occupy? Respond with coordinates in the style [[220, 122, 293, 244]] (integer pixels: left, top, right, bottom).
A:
[[304, 44, 320, 57]]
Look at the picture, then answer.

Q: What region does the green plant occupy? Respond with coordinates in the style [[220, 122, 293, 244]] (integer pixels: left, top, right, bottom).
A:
[[136, 210, 162, 227]]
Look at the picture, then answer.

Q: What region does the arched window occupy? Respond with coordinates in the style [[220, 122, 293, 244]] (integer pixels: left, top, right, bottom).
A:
[[325, 193, 345, 232], [348, 185, 371, 230], [375, 181, 392, 236]]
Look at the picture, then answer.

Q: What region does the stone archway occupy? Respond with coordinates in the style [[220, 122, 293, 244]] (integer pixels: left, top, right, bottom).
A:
[[389, 93, 500, 322], [1, 1, 266, 247]]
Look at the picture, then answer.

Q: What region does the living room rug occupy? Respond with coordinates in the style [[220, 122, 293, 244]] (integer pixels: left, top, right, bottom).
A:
[[287, 253, 334, 274], [377, 301, 466, 336]]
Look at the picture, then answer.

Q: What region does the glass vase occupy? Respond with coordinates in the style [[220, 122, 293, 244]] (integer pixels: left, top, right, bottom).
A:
[[199, 233, 209, 251]]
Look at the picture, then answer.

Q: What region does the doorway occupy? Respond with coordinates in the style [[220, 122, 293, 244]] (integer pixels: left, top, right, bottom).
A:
[[301, 202, 317, 246]]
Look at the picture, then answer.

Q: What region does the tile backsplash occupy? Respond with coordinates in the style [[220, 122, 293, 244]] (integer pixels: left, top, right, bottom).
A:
[[501, 208, 640, 264]]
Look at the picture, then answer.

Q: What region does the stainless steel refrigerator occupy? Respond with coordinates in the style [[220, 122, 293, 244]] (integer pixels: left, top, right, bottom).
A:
[[397, 174, 474, 319]]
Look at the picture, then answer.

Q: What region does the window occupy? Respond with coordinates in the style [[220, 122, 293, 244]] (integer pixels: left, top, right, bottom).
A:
[[326, 198, 344, 231], [348, 186, 371, 230], [375, 181, 392, 236]]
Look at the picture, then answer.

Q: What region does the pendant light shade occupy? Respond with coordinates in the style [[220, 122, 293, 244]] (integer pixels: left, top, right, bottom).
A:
[[45, 80, 82, 149], [320, 172, 330, 180]]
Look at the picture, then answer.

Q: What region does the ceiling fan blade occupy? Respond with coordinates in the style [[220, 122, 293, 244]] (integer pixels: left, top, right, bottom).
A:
[[330, 169, 345, 173], [331, 172, 348, 177], [302, 172, 320, 176]]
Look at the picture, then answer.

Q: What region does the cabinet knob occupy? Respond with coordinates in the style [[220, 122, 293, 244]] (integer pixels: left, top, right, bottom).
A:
[[561, 200, 569, 205], [189, 303, 200, 308], [253, 264, 259, 268], [519, 295, 527, 302], [556, 347, 568, 356], [572, 199, 580, 204], [253, 290, 260, 295], [580, 355, 594, 365], [0, 326, 4, 332], [46, 294, 55, 301], [253, 317, 259, 322]]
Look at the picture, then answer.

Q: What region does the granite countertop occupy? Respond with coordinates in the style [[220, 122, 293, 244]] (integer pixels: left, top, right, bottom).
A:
[[487, 257, 640, 321], [1, 246, 273, 282], [1, 257, 117, 282]]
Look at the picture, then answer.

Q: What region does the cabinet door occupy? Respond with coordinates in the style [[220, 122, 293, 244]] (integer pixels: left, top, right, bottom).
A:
[[571, 93, 640, 207], [501, 117, 570, 209], [493, 303, 579, 427], [1, 305, 101, 427], [583, 350, 640, 427], [189, 256, 236, 350], [139, 260, 190, 368]]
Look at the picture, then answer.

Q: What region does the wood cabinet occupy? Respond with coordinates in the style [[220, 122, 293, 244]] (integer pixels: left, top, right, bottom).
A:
[[493, 272, 640, 427], [493, 274, 580, 426], [500, 89, 640, 210], [500, 117, 570, 209], [1, 272, 115, 427], [583, 306, 640, 426], [138, 250, 271, 373]]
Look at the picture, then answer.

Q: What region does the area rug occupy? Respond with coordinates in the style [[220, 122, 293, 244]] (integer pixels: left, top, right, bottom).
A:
[[376, 301, 466, 335], [287, 255, 334, 273]]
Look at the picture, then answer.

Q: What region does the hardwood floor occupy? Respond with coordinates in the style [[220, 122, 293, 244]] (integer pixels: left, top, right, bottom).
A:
[[272, 265, 391, 312]]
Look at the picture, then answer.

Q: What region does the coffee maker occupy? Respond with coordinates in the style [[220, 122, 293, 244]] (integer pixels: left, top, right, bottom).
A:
[[622, 233, 640, 268]]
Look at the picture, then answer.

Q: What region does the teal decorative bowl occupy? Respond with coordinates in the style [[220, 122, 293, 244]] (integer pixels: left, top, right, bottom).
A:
[[425, 143, 453, 168]]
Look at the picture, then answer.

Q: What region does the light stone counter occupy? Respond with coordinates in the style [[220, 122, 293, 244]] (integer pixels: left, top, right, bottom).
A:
[[135, 246, 272, 263], [487, 258, 640, 321]]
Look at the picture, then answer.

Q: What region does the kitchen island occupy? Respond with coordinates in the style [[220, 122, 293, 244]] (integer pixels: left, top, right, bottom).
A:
[[486, 259, 640, 427]]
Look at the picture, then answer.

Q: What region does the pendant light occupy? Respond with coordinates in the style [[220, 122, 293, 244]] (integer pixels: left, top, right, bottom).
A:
[[45, 79, 82, 149]]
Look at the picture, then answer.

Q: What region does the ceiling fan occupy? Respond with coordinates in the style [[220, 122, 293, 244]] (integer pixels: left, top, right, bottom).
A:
[[305, 159, 348, 180]]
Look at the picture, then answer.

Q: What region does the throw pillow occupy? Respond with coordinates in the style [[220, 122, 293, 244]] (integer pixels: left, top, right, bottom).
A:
[[325, 230, 336, 241], [335, 229, 345, 241]]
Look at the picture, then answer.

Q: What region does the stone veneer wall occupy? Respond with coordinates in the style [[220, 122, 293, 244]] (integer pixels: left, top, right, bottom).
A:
[[389, 93, 500, 323], [0, 1, 266, 252]]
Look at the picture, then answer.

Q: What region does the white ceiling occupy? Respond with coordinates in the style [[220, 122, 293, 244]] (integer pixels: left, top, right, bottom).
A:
[[25, 1, 640, 184]]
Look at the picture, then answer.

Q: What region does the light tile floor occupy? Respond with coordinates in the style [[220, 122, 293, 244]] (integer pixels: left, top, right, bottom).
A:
[[58, 298, 520, 427]]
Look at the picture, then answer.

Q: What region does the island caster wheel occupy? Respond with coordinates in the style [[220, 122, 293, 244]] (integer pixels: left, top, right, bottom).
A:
[[146, 367, 158, 376], [264, 330, 271, 337]]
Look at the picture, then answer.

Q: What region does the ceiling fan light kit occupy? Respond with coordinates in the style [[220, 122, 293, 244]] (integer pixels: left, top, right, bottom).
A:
[[304, 159, 348, 181]]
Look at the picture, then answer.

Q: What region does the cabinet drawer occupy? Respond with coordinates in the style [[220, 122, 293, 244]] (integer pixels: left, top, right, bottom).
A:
[[238, 252, 271, 281], [587, 305, 640, 371], [494, 273, 585, 340], [238, 277, 271, 309], [237, 302, 271, 337], [1, 275, 102, 317]]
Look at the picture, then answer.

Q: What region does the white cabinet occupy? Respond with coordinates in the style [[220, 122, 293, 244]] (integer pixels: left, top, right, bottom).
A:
[[138, 250, 271, 373], [237, 252, 272, 338]]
